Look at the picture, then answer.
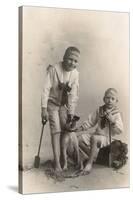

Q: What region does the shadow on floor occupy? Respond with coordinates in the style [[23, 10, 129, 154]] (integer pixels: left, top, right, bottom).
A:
[[7, 185, 18, 192], [42, 159, 91, 182]]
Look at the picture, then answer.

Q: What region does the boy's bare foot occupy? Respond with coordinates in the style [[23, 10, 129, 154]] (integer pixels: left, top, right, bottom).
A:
[[63, 164, 68, 170], [79, 170, 90, 176], [83, 163, 92, 172], [75, 163, 92, 176], [80, 162, 84, 170], [75, 162, 82, 170], [55, 165, 62, 172]]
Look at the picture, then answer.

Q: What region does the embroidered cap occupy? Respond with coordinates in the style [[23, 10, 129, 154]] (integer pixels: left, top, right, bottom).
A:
[[104, 88, 118, 100], [63, 46, 80, 60]]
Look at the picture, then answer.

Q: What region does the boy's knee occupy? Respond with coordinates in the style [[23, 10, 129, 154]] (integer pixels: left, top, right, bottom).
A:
[[91, 135, 97, 143], [61, 134, 69, 146], [91, 135, 101, 148], [91, 135, 101, 147], [78, 135, 84, 143]]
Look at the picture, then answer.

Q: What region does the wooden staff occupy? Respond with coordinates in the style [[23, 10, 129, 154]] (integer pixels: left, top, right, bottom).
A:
[[108, 121, 112, 168]]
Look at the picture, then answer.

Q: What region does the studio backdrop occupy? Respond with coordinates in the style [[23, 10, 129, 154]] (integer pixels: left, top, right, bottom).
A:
[[19, 6, 129, 194]]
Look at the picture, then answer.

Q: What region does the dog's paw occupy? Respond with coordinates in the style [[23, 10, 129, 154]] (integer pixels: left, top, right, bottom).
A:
[[75, 163, 82, 170], [63, 164, 68, 171]]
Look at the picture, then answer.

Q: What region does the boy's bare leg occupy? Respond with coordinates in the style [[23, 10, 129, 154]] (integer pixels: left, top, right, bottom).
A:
[[82, 136, 98, 173], [62, 145, 68, 170], [51, 133, 62, 171], [60, 133, 69, 170], [80, 160, 84, 170], [74, 137, 81, 169]]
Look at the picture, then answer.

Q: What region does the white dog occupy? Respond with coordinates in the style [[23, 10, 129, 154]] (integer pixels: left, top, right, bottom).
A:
[[60, 116, 82, 170]]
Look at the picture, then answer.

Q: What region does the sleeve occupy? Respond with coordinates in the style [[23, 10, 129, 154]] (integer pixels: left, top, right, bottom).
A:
[[111, 113, 124, 135], [41, 65, 54, 108], [81, 109, 99, 131], [67, 72, 79, 115]]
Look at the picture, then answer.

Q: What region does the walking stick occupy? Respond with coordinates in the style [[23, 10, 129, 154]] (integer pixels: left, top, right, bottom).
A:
[[34, 120, 47, 168], [108, 121, 112, 168]]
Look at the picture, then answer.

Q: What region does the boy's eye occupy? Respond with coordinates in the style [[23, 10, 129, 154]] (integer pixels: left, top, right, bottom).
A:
[[105, 97, 116, 101], [68, 58, 78, 63]]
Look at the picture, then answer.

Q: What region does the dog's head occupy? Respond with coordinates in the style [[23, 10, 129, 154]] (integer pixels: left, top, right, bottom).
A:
[[111, 140, 128, 169], [65, 115, 80, 131]]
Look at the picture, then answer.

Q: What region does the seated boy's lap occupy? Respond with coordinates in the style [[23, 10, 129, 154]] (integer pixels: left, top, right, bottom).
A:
[[67, 133, 108, 165], [92, 134, 108, 148]]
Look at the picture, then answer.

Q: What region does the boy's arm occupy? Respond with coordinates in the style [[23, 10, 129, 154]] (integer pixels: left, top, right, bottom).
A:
[[105, 110, 123, 135], [67, 72, 79, 116], [41, 65, 54, 108], [110, 113, 123, 135], [41, 65, 54, 121], [75, 109, 99, 132]]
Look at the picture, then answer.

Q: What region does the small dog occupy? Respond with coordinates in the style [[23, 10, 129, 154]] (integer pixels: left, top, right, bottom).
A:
[[60, 115, 81, 170], [96, 140, 128, 169]]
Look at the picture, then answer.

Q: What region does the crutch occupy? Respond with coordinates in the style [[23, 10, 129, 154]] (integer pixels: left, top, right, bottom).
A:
[[34, 120, 47, 168]]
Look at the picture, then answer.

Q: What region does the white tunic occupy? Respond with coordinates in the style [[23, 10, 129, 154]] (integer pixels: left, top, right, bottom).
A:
[[81, 106, 123, 146], [41, 62, 79, 115]]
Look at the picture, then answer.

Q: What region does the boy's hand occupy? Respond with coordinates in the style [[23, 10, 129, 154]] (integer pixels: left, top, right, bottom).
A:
[[75, 126, 84, 132], [67, 114, 74, 123], [41, 107, 49, 123], [69, 126, 83, 132], [64, 124, 82, 132], [106, 112, 115, 124]]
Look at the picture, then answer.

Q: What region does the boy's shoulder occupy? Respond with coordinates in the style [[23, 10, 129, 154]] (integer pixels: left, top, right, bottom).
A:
[[46, 64, 55, 72], [71, 68, 79, 78], [99, 105, 120, 116], [46, 63, 79, 81], [46, 63, 61, 73], [73, 68, 79, 74]]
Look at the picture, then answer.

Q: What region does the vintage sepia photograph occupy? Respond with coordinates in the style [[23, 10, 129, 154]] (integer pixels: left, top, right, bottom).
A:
[[19, 6, 129, 194]]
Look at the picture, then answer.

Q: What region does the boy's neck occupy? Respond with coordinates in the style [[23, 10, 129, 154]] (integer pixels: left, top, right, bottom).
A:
[[62, 61, 76, 72], [103, 104, 117, 111]]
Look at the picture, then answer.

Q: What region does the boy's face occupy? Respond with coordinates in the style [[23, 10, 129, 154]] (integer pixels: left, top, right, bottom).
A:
[[104, 92, 118, 109], [63, 51, 80, 72]]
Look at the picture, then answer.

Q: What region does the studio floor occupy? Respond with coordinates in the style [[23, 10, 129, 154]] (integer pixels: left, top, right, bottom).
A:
[[22, 162, 129, 194]]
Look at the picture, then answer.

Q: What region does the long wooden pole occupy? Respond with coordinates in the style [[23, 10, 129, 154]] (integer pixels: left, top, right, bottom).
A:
[[108, 121, 112, 167]]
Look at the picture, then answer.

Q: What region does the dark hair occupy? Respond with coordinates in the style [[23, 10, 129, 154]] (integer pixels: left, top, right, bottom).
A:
[[63, 46, 80, 60]]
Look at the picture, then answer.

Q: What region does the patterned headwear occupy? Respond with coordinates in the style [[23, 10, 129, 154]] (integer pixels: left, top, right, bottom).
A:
[[63, 46, 80, 60], [104, 88, 118, 100]]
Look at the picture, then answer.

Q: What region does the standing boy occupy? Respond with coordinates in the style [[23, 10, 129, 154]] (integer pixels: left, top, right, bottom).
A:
[[41, 46, 80, 171]]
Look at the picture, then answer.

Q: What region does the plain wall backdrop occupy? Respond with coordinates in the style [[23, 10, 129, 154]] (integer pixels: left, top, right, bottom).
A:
[[21, 6, 129, 168]]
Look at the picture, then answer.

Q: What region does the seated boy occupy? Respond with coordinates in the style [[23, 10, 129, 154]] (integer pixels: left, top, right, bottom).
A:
[[75, 88, 123, 174]]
